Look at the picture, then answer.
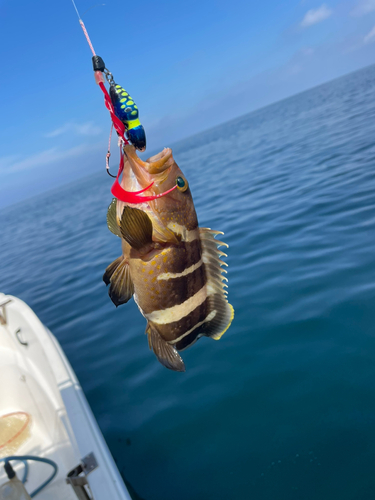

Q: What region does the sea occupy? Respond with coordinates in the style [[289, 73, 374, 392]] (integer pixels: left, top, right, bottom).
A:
[[1, 64, 375, 500]]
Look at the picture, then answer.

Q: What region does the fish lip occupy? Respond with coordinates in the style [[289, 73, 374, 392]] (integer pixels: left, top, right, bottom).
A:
[[147, 148, 172, 164], [124, 145, 173, 174], [123, 145, 174, 191]]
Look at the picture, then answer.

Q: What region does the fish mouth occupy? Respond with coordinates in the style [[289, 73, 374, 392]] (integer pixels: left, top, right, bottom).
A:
[[125, 145, 172, 175]]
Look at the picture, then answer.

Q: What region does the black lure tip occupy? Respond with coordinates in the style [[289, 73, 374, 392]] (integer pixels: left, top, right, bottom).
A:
[[128, 126, 146, 152], [92, 55, 105, 72]]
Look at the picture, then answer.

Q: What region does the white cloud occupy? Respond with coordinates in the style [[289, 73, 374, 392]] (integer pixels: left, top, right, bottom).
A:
[[351, 0, 375, 16], [300, 4, 332, 27], [0, 144, 94, 173], [364, 25, 375, 43], [301, 47, 315, 56], [45, 121, 102, 138]]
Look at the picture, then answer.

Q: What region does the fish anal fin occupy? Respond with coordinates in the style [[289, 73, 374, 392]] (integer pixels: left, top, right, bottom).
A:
[[120, 206, 153, 252], [104, 257, 134, 307], [146, 323, 186, 372]]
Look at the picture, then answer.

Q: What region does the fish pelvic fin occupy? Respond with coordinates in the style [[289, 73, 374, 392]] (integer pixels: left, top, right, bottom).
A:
[[146, 322, 186, 372], [103, 257, 134, 307], [107, 198, 121, 238], [120, 206, 153, 252], [103, 256, 122, 285]]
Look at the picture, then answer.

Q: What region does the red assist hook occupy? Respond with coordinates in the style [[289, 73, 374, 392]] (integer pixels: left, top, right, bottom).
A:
[[111, 153, 177, 204]]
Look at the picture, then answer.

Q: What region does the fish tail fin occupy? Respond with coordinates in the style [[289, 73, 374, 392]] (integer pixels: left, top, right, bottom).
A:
[[146, 322, 186, 372], [103, 257, 134, 307]]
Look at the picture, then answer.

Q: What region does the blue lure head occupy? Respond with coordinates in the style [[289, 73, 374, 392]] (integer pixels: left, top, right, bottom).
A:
[[109, 84, 146, 151]]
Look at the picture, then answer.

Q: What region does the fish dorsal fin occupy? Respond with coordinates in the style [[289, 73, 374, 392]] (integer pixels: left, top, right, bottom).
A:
[[107, 198, 121, 238], [103, 257, 134, 307], [146, 322, 186, 372], [120, 206, 153, 251], [199, 227, 234, 341]]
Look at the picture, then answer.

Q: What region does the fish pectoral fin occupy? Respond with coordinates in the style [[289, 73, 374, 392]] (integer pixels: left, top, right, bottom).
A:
[[107, 198, 121, 238], [103, 257, 134, 307], [146, 323, 186, 372], [120, 206, 153, 251], [152, 218, 180, 244]]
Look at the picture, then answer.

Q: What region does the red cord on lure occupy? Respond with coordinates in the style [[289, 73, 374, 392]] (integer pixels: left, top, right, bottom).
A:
[[111, 153, 178, 204], [71, 0, 177, 204]]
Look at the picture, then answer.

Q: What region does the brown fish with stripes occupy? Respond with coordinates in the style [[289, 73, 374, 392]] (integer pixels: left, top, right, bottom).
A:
[[104, 144, 234, 371]]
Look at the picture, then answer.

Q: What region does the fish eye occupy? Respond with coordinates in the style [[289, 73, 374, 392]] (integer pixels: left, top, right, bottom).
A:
[[176, 176, 188, 192]]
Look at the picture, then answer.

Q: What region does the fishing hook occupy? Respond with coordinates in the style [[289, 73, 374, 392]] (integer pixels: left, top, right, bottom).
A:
[[105, 124, 117, 177]]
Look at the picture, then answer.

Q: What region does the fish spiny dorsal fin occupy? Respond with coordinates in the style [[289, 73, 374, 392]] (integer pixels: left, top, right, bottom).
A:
[[146, 322, 186, 372], [103, 257, 134, 307], [107, 198, 122, 238], [120, 206, 153, 251]]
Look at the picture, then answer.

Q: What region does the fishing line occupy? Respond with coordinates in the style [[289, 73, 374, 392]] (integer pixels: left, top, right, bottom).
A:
[[71, 0, 96, 56]]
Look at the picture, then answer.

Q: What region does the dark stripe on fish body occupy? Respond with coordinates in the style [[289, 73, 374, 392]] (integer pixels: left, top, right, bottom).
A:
[[175, 313, 222, 350], [151, 297, 210, 343], [156, 265, 207, 309], [175, 293, 233, 350], [160, 238, 202, 275]]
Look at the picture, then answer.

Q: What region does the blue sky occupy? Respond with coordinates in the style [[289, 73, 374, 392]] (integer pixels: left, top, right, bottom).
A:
[[0, 0, 375, 208]]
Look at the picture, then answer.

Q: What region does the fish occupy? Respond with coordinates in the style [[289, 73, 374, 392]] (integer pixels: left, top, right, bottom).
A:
[[104, 145, 234, 371]]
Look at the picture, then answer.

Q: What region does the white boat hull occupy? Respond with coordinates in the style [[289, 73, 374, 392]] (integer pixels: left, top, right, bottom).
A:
[[0, 293, 131, 500]]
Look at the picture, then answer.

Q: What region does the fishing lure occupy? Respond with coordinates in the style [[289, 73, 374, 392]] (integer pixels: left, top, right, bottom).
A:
[[110, 84, 146, 152], [91, 55, 146, 152]]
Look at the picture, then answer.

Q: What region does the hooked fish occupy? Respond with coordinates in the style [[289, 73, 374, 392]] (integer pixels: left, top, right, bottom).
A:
[[104, 145, 234, 371]]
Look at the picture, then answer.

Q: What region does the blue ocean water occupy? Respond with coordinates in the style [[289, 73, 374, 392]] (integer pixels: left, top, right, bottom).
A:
[[2, 64, 375, 499]]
